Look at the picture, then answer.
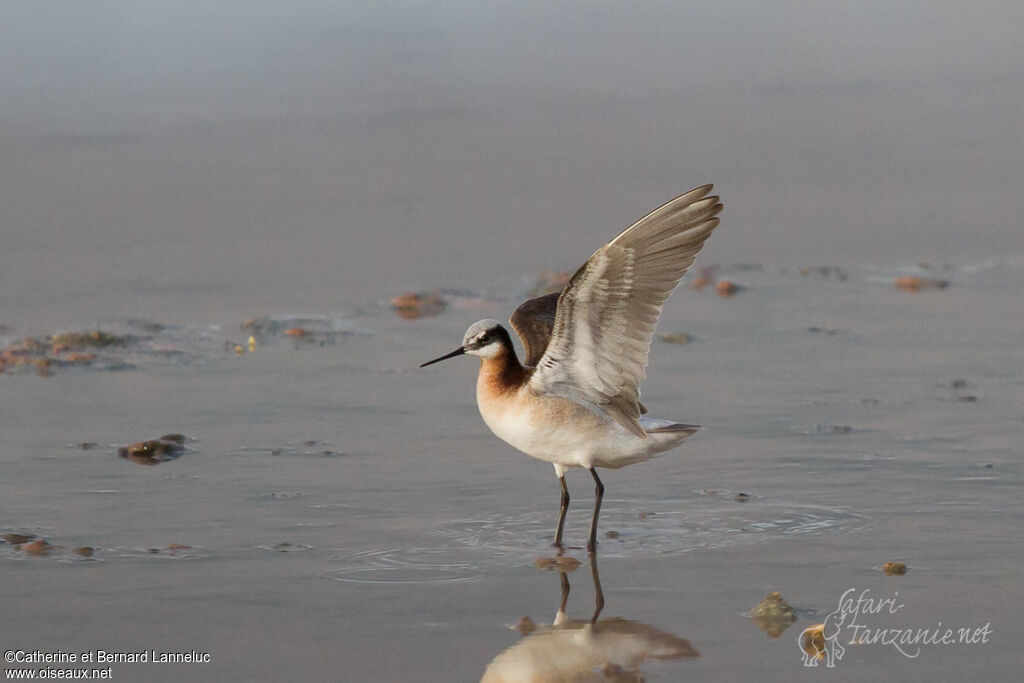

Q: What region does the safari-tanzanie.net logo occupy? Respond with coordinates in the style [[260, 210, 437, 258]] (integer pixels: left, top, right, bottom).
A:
[[798, 588, 992, 667]]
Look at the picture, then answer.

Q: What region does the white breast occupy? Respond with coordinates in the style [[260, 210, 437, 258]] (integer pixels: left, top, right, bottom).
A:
[[476, 380, 658, 470]]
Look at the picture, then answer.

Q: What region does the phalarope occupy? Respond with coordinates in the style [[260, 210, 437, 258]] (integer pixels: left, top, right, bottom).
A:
[[422, 184, 722, 552]]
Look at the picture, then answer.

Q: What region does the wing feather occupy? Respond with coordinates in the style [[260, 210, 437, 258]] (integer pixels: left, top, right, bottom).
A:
[[509, 291, 560, 367], [528, 185, 722, 437]]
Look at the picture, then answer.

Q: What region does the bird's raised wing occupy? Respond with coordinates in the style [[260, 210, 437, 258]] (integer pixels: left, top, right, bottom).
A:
[[528, 185, 722, 437], [509, 292, 560, 367]]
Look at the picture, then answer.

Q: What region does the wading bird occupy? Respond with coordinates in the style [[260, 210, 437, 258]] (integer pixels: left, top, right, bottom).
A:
[[422, 185, 722, 552]]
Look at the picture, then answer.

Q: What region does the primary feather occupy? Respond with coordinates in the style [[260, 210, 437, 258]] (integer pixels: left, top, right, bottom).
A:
[[527, 185, 722, 437]]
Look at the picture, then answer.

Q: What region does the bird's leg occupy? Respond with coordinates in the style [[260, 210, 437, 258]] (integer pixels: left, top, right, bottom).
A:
[[554, 474, 570, 548], [587, 467, 604, 553], [589, 553, 605, 624]]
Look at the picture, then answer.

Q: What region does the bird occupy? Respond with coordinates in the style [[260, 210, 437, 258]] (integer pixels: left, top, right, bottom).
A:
[[481, 557, 698, 682], [421, 184, 722, 552]]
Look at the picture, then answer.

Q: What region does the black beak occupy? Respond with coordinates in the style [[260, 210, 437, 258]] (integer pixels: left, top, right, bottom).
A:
[[420, 346, 466, 367]]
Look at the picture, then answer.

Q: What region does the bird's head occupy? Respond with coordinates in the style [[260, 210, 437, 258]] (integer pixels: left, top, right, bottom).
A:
[[421, 319, 508, 366]]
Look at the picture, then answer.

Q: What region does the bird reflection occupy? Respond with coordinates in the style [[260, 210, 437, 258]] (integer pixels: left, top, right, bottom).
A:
[[481, 555, 698, 682]]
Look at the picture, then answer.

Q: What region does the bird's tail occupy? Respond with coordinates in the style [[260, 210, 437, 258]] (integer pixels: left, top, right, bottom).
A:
[[639, 418, 702, 436], [638, 418, 702, 452]]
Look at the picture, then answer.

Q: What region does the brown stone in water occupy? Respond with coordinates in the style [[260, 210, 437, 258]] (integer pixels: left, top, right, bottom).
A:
[[166, 543, 191, 550], [390, 291, 447, 319], [20, 539, 51, 556], [894, 276, 948, 292], [512, 616, 536, 635], [882, 561, 908, 576], [284, 327, 310, 337], [715, 280, 739, 297], [690, 274, 712, 290], [72, 547, 95, 557], [118, 438, 185, 466], [50, 331, 126, 351], [657, 332, 692, 344], [750, 591, 797, 638], [4, 533, 36, 545]]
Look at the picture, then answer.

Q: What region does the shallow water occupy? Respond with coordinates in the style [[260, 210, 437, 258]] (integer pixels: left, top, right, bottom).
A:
[[4, 262, 1021, 680], [3, 2, 1023, 681]]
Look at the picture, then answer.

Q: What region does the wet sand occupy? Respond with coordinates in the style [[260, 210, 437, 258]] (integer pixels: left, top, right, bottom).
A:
[[2, 2, 1023, 681]]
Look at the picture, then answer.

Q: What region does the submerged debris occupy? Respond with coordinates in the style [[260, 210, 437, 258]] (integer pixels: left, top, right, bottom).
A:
[[237, 440, 344, 458], [2, 533, 102, 562], [533, 556, 581, 573], [689, 265, 719, 290], [690, 274, 712, 290], [657, 332, 692, 345], [19, 539, 52, 557], [241, 315, 355, 345], [0, 320, 217, 376], [137, 544, 198, 558], [799, 266, 848, 281], [715, 280, 740, 297], [0, 331, 131, 375], [390, 291, 448, 319], [3, 533, 37, 545], [512, 616, 537, 636], [750, 591, 798, 637], [118, 435, 187, 466], [260, 542, 314, 553], [882, 561, 908, 576], [894, 276, 949, 292], [50, 331, 129, 351], [525, 271, 571, 297]]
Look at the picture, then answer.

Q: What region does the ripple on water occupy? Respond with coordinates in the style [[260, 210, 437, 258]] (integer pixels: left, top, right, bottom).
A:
[[435, 498, 877, 560], [324, 500, 876, 584], [325, 548, 483, 585]]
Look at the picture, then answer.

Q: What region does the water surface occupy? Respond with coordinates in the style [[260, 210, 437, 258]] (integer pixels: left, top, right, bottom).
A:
[[2, 2, 1022, 681]]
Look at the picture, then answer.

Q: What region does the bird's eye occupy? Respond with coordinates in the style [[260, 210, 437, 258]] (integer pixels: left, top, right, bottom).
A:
[[478, 334, 490, 344]]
